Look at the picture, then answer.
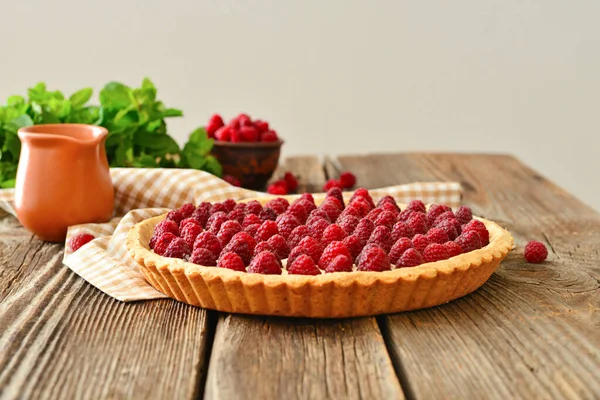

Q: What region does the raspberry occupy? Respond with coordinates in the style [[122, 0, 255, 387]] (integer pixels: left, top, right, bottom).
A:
[[231, 129, 244, 143], [214, 125, 232, 141], [293, 198, 317, 215], [180, 217, 201, 231], [323, 196, 344, 211], [379, 201, 400, 215], [267, 234, 290, 259], [288, 254, 321, 275], [339, 172, 356, 189], [261, 130, 279, 142], [339, 205, 361, 220], [193, 231, 223, 256], [427, 227, 450, 245], [217, 220, 242, 245], [286, 246, 311, 267], [323, 179, 342, 192], [455, 206, 473, 225], [318, 241, 352, 269], [222, 232, 256, 265], [181, 222, 203, 248], [342, 235, 363, 262], [244, 223, 260, 238], [377, 195, 397, 208], [321, 224, 347, 246], [299, 193, 315, 203], [206, 114, 224, 137], [239, 126, 259, 142], [164, 238, 191, 259], [455, 231, 482, 253], [388, 238, 413, 264], [210, 203, 228, 214], [406, 199, 426, 213], [374, 210, 397, 230], [217, 252, 246, 272], [222, 199, 237, 213], [433, 211, 456, 226], [297, 236, 325, 262], [208, 212, 229, 235], [308, 208, 331, 223], [178, 203, 196, 218], [462, 219, 489, 245], [234, 202, 247, 213], [366, 208, 384, 222], [236, 113, 252, 126], [287, 202, 308, 224], [68, 233, 95, 252], [412, 234, 431, 253], [398, 209, 417, 222], [423, 243, 450, 263], [245, 200, 263, 215], [524, 241, 548, 263], [348, 196, 373, 216], [223, 174, 241, 187], [242, 213, 262, 228], [153, 232, 177, 255], [255, 220, 279, 241], [391, 221, 414, 241], [191, 202, 211, 227], [407, 212, 428, 235], [190, 248, 218, 266], [267, 182, 288, 195], [367, 226, 393, 252], [308, 217, 330, 240], [357, 245, 391, 272], [338, 214, 360, 235], [253, 241, 274, 256], [277, 214, 301, 239], [325, 254, 353, 273], [444, 241, 463, 257], [288, 225, 311, 249], [166, 209, 184, 224], [326, 187, 345, 206], [259, 207, 278, 221], [154, 219, 180, 238], [427, 204, 451, 226], [284, 172, 299, 192], [319, 202, 342, 222], [397, 248, 424, 268], [354, 218, 375, 245], [356, 243, 378, 265], [248, 251, 282, 275], [266, 197, 289, 214], [228, 208, 245, 224], [435, 218, 460, 240], [253, 119, 269, 133]]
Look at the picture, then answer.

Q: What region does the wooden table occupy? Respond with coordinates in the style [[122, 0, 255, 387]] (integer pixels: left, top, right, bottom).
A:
[[1, 153, 599, 400]]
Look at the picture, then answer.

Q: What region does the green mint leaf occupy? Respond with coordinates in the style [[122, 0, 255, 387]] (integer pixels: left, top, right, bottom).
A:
[[66, 106, 101, 124], [133, 153, 158, 168], [203, 155, 222, 177], [7, 95, 25, 107], [100, 82, 133, 110], [69, 88, 93, 109], [160, 108, 183, 118]]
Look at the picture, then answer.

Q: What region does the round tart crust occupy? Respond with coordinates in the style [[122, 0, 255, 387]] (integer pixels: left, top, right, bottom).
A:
[[126, 198, 513, 318]]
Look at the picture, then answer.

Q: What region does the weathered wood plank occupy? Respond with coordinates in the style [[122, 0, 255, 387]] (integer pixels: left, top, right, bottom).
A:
[[0, 218, 213, 400], [205, 155, 405, 400], [337, 153, 600, 400]]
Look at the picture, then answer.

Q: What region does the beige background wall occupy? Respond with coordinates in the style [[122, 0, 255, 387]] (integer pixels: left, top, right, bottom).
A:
[[2, 0, 599, 209]]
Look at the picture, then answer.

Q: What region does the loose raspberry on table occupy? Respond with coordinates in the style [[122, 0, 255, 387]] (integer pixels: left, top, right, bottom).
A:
[[367, 226, 393, 253], [349, 188, 375, 208], [227, 208, 245, 224], [266, 197, 289, 214], [277, 214, 301, 239], [164, 238, 191, 259], [288, 254, 321, 275], [208, 212, 229, 235], [166, 209, 184, 224], [308, 217, 330, 240], [321, 224, 347, 246], [357, 245, 391, 272], [210, 202, 228, 215], [339, 172, 357, 189], [267, 234, 290, 259], [462, 219, 489, 245], [412, 234, 431, 253], [444, 241, 463, 257], [288, 225, 311, 248], [398, 209, 416, 222], [217, 252, 246, 272], [318, 241, 352, 270], [153, 232, 178, 255], [217, 220, 243, 246], [435, 218, 460, 240], [455, 231, 482, 253], [378, 201, 400, 215], [366, 208, 384, 223], [407, 212, 429, 235], [455, 206, 473, 224], [242, 213, 262, 228], [391, 221, 414, 242], [244, 223, 260, 238], [524, 241, 548, 263], [284, 172, 299, 192], [181, 222, 203, 248], [397, 248, 424, 268], [68, 233, 95, 252], [248, 251, 283, 275], [287, 202, 308, 224], [222, 232, 256, 265], [191, 202, 211, 227], [189, 248, 218, 266], [319, 202, 342, 222], [374, 210, 397, 230], [338, 214, 360, 235], [323, 179, 342, 192], [297, 236, 325, 262], [287, 246, 311, 267], [245, 200, 263, 215], [308, 208, 331, 223], [259, 207, 278, 221], [354, 218, 375, 245], [427, 227, 450, 245], [342, 235, 363, 262], [154, 219, 180, 238], [267, 181, 288, 195], [253, 241, 274, 256], [326, 187, 345, 206], [193, 231, 223, 256], [179, 203, 196, 219], [423, 243, 450, 263], [388, 237, 413, 265], [255, 220, 279, 242], [406, 199, 426, 213], [325, 254, 353, 273], [293, 198, 317, 215]]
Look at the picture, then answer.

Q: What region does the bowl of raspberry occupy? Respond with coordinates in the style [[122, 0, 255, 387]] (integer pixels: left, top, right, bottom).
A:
[[206, 113, 283, 191]]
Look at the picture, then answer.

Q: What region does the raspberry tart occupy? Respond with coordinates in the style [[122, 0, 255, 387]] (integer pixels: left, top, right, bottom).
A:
[[126, 189, 513, 318]]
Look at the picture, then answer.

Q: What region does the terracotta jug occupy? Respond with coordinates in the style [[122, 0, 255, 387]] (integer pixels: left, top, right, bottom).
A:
[[15, 124, 114, 242]]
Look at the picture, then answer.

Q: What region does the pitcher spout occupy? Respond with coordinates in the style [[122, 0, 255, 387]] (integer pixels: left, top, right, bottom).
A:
[[18, 124, 108, 148]]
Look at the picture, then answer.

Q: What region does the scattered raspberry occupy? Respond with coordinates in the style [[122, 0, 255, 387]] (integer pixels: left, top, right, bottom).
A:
[[308, 217, 330, 240], [388, 238, 413, 265], [180, 217, 201, 231], [318, 241, 352, 269], [254, 220, 279, 242], [266, 197, 289, 214], [339, 172, 357, 189], [214, 125, 232, 141], [244, 223, 260, 237], [68, 233, 95, 252], [245, 200, 263, 215], [407, 212, 429, 235], [435, 218, 460, 240], [455, 231, 482, 253], [379, 201, 400, 215], [261, 130, 279, 142], [288, 225, 311, 249], [423, 243, 450, 263], [217, 220, 242, 246], [286, 246, 311, 267], [462, 219, 489, 245], [242, 213, 262, 228], [210, 202, 228, 214], [207, 212, 229, 235], [338, 214, 360, 235], [206, 114, 224, 137], [284, 172, 299, 192], [354, 218, 375, 245], [455, 206, 473, 224], [342, 235, 363, 262], [248, 251, 282, 275], [308, 208, 331, 223], [293, 198, 317, 215], [267, 234, 290, 259], [153, 232, 177, 256], [164, 238, 191, 259], [427, 227, 450, 245], [398, 209, 416, 222], [267, 181, 288, 195], [391, 221, 414, 241], [193, 231, 223, 256], [254, 119, 269, 133], [427, 204, 451, 226], [154, 219, 180, 238], [412, 234, 431, 253], [181, 222, 203, 248], [325, 254, 353, 273], [179, 203, 196, 219], [524, 241, 548, 263], [222, 232, 256, 265], [189, 248, 218, 266], [276, 214, 301, 239], [406, 199, 426, 213], [166, 209, 184, 224], [253, 241, 274, 256], [444, 241, 463, 258], [227, 208, 245, 224], [222, 174, 241, 187], [367, 226, 393, 252], [287, 202, 308, 224], [397, 248, 425, 268], [357, 245, 391, 272], [323, 179, 342, 192], [217, 252, 246, 272], [259, 207, 278, 221], [374, 210, 397, 230], [366, 208, 384, 222], [288, 254, 321, 275], [297, 236, 324, 262], [321, 224, 347, 246]]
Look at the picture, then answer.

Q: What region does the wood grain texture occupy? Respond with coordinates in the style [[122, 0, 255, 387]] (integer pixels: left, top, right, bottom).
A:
[[0, 217, 213, 400], [205, 155, 405, 400], [338, 153, 600, 400]]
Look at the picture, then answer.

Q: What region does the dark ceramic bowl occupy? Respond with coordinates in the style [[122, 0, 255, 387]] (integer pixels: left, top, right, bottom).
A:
[[211, 140, 283, 190]]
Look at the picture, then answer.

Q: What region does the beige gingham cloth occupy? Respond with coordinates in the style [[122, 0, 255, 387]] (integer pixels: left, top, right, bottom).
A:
[[0, 168, 462, 302]]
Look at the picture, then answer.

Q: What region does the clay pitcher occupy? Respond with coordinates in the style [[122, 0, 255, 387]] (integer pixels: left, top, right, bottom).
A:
[[15, 124, 114, 242]]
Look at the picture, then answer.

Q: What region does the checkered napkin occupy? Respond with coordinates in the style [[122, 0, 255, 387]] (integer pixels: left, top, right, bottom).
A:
[[0, 168, 462, 302]]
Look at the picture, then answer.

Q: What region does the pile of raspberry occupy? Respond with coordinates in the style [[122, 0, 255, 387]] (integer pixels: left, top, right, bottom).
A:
[[206, 113, 279, 143], [148, 188, 490, 275]]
